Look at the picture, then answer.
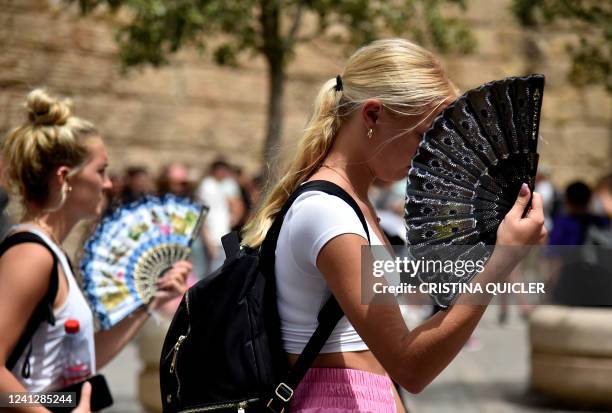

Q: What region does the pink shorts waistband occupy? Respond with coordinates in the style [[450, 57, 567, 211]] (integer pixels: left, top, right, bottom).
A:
[[290, 368, 397, 413]]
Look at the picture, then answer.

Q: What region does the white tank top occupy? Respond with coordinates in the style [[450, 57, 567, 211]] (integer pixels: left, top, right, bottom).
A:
[[9, 226, 96, 391], [275, 190, 399, 354]]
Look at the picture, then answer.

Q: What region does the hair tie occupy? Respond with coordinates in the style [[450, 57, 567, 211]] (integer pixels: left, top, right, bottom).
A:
[[335, 75, 343, 92]]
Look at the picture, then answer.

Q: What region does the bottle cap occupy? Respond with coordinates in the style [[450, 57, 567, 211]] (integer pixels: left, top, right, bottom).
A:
[[64, 319, 80, 334]]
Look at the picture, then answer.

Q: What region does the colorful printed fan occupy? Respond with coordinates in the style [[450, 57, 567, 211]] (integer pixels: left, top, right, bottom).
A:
[[405, 74, 545, 307], [80, 195, 208, 329]]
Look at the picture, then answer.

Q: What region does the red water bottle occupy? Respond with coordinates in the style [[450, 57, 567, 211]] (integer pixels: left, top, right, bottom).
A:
[[62, 319, 91, 386]]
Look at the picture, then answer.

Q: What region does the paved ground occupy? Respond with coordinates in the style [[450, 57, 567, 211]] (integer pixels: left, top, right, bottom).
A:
[[101, 306, 606, 413], [402, 306, 606, 413], [100, 341, 143, 413]]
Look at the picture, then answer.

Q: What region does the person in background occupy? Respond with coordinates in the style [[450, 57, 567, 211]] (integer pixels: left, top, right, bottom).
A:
[[550, 179, 612, 305], [196, 158, 242, 275], [231, 165, 253, 232], [121, 166, 153, 204], [0, 89, 190, 413], [534, 167, 559, 231], [156, 163, 194, 199], [591, 172, 612, 219], [544, 181, 610, 303], [549, 181, 609, 246]]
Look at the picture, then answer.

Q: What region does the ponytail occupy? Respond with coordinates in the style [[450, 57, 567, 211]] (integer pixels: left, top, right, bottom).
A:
[[241, 78, 344, 247]]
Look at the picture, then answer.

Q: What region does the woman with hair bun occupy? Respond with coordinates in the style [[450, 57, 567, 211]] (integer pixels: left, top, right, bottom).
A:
[[242, 39, 546, 412], [0, 89, 191, 412]]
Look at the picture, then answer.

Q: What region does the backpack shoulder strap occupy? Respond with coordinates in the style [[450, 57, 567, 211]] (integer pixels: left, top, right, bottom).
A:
[[261, 180, 371, 412], [221, 231, 242, 259], [1, 232, 59, 374]]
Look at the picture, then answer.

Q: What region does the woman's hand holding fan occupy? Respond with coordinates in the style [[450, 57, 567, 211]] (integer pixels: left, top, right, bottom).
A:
[[148, 260, 192, 310], [496, 184, 548, 250], [484, 183, 547, 277], [81, 194, 208, 329]]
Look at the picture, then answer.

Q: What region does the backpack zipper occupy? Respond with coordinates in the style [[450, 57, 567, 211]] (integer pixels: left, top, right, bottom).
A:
[[178, 399, 256, 412], [169, 292, 192, 401], [245, 300, 262, 383], [185, 289, 191, 318], [169, 335, 186, 374]]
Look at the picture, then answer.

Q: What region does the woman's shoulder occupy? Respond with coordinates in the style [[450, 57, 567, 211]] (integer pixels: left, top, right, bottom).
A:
[[291, 189, 359, 213], [283, 190, 368, 263], [1, 234, 55, 269], [0, 235, 55, 304], [0, 229, 57, 275], [288, 190, 365, 229]]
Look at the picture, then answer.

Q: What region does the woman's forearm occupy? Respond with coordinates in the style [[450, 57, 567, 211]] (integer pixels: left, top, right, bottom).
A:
[[0, 367, 50, 413], [396, 302, 488, 393], [94, 307, 149, 370], [395, 250, 518, 393], [94, 262, 190, 370]]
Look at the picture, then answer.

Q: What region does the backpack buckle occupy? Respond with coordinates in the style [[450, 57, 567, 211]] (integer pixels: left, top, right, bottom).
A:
[[274, 382, 293, 402], [266, 382, 294, 412]]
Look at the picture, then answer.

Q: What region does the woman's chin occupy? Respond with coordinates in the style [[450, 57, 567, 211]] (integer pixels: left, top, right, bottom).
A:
[[93, 206, 106, 219], [84, 204, 104, 221], [388, 168, 409, 182]]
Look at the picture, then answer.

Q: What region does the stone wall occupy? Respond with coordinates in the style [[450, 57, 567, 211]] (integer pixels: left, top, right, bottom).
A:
[[1, 0, 610, 187]]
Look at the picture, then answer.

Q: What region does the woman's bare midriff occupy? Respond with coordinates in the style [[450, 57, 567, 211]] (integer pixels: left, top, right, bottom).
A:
[[287, 351, 407, 413], [287, 349, 386, 375]]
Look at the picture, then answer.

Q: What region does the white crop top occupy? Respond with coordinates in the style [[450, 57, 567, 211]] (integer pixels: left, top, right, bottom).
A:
[[9, 226, 96, 391], [275, 190, 391, 354]]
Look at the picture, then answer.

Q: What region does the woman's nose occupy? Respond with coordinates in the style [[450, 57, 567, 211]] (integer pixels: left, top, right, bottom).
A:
[[103, 176, 114, 191]]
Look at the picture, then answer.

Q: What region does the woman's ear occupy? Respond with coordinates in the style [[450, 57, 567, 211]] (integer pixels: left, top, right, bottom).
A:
[[54, 166, 71, 187], [361, 99, 383, 130]]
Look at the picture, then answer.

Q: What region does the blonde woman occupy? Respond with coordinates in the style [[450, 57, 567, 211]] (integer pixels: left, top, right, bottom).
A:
[[0, 89, 191, 412], [242, 39, 546, 413]]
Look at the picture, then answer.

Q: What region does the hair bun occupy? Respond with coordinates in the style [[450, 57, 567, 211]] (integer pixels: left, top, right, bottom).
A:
[[26, 88, 72, 127]]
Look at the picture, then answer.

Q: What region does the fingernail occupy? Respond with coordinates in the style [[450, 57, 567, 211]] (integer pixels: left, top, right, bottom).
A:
[[520, 183, 529, 196]]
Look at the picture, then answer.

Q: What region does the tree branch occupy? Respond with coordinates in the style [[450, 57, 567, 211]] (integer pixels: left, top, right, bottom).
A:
[[286, 2, 305, 45], [294, 33, 319, 44]]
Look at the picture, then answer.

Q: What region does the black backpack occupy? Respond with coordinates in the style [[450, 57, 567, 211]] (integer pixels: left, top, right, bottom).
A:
[[0, 231, 60, 377], [159, 180, 370, 412]]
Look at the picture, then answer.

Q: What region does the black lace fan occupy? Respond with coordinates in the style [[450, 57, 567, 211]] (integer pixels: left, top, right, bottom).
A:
[[404, 74, 545, 307]]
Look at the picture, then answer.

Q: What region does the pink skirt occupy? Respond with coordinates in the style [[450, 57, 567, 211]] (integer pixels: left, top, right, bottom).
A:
[[289, 368, 397, 413]]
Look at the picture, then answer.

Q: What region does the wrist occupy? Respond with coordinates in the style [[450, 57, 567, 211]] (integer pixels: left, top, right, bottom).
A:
[[134, 303, 153, 318], [488, 248, 522, 278]]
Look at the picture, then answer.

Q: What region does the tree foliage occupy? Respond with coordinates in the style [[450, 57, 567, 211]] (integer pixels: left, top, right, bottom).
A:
[[70, 0, 475, 67], [512, 0, 611, 92], [69, 0, 476, 170]]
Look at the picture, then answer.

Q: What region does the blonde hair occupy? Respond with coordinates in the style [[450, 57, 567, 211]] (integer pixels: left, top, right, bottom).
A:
[[242, 38, 459, 247], [1, 88, 99, 208]]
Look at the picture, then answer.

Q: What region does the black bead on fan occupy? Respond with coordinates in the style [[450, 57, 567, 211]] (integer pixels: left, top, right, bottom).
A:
[[404, 74, 544, 307]]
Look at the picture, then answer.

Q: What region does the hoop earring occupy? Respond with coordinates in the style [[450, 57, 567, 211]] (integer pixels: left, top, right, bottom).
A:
[[44, 183, 69, 213], [59, 183, 70, 202], [367, 128, 373, 140]]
